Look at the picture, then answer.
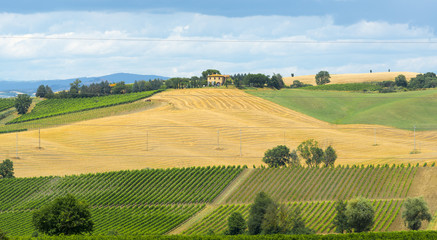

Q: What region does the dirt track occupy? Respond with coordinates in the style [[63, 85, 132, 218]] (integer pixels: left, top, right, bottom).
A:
[[1, 88, 436, 177]]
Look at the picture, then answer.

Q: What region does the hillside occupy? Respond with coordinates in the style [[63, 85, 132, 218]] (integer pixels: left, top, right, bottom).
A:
[[1, 88, 437, 177], [248, 89, 437, 129], [283, 72, 419, 86], [0, 165, 435, 236]]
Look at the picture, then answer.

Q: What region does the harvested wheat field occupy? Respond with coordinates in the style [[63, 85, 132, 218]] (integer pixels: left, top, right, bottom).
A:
[[283, 72, 419, 85], [1, 88, 436, 177]]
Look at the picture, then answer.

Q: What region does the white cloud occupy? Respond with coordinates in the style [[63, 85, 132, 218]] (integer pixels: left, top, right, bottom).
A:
[[0, 11, 435, 80]]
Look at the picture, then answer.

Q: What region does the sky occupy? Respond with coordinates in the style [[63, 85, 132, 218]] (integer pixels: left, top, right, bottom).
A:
[[0, 0, 436, 80]]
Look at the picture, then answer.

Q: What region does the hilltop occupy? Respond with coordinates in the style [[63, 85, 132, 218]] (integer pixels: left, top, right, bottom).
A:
[[283, 72, 419, 86]]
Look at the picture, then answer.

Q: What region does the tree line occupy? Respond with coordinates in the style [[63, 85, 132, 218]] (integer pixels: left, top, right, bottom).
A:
[[262, 139, 337, 168]]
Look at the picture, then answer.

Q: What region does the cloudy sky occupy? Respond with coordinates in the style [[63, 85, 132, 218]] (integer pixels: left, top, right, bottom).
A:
[[0, 0, 436, 80]]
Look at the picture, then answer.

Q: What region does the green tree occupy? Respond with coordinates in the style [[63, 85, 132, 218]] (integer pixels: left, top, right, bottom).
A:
[[32, 194, 93, 236], [346, 197, 374, 232], [297, 139, 324, 167], [45, 86, 55, 98], [69, 79, 82, 97], [112, 81, 126, 94], [244, 74, 269, 88], [315, 71, 331, 85], [323, 146, 337, 167], [0, 159, 14, 179], [248, 192, 274, 235], [14, 94, 32, 114], [268, 73, 285, 90], [262, 145, 296, 168], [402, 197, 432, 230], [395, 74, 408, 88], [227, 212, 246, 235], [289, 206, 314, 234], [132, 81, 139, 92], [333, 199, 349, 233], [202, 69, 221, 80], [36, 85, 47, 98], [261, 201, 279, 234]]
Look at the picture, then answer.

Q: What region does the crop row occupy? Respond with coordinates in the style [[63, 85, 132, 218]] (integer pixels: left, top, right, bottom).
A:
[[0, 98, 14, 112], [8, 90, 161, 124], [0, 204, 204, 236], [0, 166, 243, 211], [184, 200, 403, 235], [226, 166, 416, 203]]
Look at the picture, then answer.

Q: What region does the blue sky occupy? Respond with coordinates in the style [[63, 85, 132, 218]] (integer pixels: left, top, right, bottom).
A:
[[0, 0, 436, 80]]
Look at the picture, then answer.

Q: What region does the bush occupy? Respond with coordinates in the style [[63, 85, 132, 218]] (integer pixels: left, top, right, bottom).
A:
[[14, 94, 32, 115], [227, 212, 246, 235], [0, 159, 14, 179], [32, 194, 93, 235]]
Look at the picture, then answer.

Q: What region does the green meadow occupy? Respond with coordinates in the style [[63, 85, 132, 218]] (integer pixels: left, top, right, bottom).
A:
[[248, 89, 437, 130]]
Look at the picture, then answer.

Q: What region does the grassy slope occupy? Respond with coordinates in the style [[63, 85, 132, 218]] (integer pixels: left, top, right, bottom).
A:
[[248, 89, 437, 130]]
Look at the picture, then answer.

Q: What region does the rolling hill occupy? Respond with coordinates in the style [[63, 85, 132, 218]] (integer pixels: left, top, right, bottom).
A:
[[283, 72, 419, 86], [1, 88, 437, 178]]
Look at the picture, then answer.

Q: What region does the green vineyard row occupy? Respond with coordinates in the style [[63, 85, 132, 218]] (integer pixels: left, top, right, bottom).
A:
[[226, 165, 416, 203], [183, 200, 403, 235], [0, 166, 243, 211], [0, 98, 14, 112], [0, 204, 205, 236], [8, 90, 162, 124]]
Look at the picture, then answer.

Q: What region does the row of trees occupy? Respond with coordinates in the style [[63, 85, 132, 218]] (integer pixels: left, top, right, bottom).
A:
[[333, 196, 432, 233], [262, 139, 337, 168], [36, 79, 164, 99]]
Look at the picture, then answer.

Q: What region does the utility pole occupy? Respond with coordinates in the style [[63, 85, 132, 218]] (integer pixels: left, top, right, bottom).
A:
[[146, 131, 149, 151], [39, 128, 41, 149], [217, 130, 220, 149], [16, 133, 18, 159], [414, 125, 416, 151], [239, 129, 242, 157]]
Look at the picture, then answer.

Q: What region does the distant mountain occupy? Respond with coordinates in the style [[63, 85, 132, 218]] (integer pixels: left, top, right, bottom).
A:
[[0, 73, 169, 98]]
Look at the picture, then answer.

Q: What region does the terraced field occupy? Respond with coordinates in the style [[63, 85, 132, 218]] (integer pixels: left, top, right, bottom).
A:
[[1, 88, 437, 178]]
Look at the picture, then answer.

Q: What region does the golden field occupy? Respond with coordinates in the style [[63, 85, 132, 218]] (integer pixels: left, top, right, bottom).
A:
[[1, 88, 436, 178], [283, 71, 419, 85]]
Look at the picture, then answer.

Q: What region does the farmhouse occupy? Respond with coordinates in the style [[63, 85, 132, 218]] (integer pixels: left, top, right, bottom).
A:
[[207, 74, 230, 86]]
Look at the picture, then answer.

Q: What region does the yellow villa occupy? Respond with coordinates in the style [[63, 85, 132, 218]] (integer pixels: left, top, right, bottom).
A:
[[207, 74, 230, 86]]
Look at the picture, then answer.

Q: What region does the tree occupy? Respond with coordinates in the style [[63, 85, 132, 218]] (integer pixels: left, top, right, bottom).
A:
[[315, 71, 331, 85], [395, 74, 408, 88], [297, 139, 324, 167], [32, 194, 93, 235], [402, 197, 432, 230], [36, 85, 47, 98], [248, 192, 274, 235], [0, 159, 14, 179], [244, 74, 269, 88], [202, 69, 221, 80], [111, 81, 126, 94], [69, 79, 82, 97], [289, 206, 314, 234], [333, 199, 349, 233], [45, 86, 55, 98], [267, 73, 285, 90], [346, 197, 374, 232], [323, 146, 337, 167], [227, 212, 246, 235], [14, 94, 32, 114], [261, 201, 279, 234], [262, 145, 294, 168], [132, 81, 140, 92]]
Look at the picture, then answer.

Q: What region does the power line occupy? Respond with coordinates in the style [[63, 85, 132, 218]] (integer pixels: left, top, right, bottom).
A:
[[1, 35, 437, 44]]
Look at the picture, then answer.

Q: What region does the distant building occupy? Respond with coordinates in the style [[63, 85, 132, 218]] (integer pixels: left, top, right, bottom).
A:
[[207, 74, 230, 86]]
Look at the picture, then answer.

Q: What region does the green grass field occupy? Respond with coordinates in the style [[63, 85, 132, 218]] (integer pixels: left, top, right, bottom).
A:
[[247, 89, 437, 130]]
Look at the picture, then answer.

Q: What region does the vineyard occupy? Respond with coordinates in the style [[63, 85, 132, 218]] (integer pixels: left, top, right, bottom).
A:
[[7, 90, 161, 124], [183, 200, 404, 235], [0, 166, 242, 236], [0, 98, 14, 112], [225, 165, 416, 203], [0, 165, 433, 236], [302, 83, 382, 92]]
